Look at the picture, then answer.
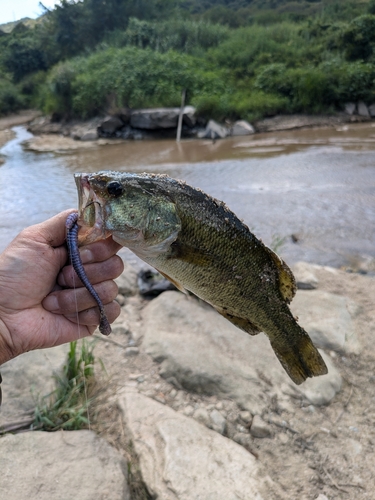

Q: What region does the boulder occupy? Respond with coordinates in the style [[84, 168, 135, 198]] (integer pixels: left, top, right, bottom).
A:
[[290, 290, 361, 354], [292, 261, 319, 289], [182, 105, 197, 127], [198, 119, 228, 139], [368, 103, 375, 117], [300, 350, 342, 405], [357, 101, 370, 117], [0, 345, 68, 423], [114, 261, 138, 296], [344, 102, 356, 115], [98, 116, 124, 136], [142, 292, 341, 413], [120, 390, 286, 500], [0, 431, 129, 500], [230, 120, 255, 136], [80, 130, 98, 141], [130, 107, 196, 130]]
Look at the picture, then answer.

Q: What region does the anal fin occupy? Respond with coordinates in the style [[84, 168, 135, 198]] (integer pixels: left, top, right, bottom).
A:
[[214, 306, 261, 336]]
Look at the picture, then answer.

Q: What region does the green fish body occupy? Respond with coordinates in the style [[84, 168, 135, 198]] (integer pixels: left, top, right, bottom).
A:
[[75, 171, 327, 385]]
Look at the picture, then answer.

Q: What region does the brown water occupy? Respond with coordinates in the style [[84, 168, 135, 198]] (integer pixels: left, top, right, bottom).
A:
[[1, 123, 375, 268]]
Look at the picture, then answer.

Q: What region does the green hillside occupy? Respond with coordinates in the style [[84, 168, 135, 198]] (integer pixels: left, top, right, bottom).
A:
[[0, 0, 374, 120]]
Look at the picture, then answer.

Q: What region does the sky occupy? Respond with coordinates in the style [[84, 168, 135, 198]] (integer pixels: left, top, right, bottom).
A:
[[0, 0, 61, 25]]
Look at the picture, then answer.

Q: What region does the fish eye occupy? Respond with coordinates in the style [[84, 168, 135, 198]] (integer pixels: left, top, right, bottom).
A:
[[107, 181, 123, 197]]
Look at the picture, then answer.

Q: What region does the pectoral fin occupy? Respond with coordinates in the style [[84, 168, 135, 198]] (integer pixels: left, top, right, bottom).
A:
[[214, 306, 261, 336], [157, 270, 187, 294], [169, 239, 213, 267]]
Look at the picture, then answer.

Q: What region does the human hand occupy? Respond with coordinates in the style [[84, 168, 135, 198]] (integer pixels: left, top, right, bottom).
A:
[[0, 210, 123, 365]]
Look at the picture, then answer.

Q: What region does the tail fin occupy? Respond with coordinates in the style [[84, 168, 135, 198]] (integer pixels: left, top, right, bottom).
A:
[[270, 328, 328, 385]]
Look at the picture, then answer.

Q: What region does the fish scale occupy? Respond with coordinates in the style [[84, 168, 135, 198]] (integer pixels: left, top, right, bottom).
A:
[[74, 171, 327, 385]]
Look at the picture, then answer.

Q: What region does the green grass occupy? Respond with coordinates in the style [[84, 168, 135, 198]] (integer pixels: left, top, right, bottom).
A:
[[33, 340, 96, 431]]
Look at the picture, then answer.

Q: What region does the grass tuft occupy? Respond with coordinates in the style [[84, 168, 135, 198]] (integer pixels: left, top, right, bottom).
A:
[[33, 340, 96, 431]]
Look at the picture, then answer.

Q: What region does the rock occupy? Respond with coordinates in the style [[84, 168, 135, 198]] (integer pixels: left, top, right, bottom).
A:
[[143, 292, 341, 413], [124, 347, 139, 356], [143, 292, 269, 414], [130, 107, 196, 130], [290, 290, 361, 354], [120, 390, 286, 500], [250, 415, 272, 438], [182, 105, 197, 127], [293, 261, 319, 289], [233, 432, 253, 448], [80, 130, 98, 141], [357, 101, 370, 117], [210, 409, 226, 434], [114, 262, 138, 296], [0, 431, 129, 500], [137, 269, 177, 297], [239, 411, 253, 424], [98, 116, 124, 136], [344, 102, 356, 115], [299, 350, 342, 406], [183, 405, 194, 416], [193, 408, 210, 427], [0, 345, 68, 423], [230, 120, 255, 136], [368, 103, 375, 117], [198, 119, 228, 139]]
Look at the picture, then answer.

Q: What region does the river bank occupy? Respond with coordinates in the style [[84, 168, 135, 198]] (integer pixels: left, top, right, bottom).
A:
[[0, 109, 372, 156]]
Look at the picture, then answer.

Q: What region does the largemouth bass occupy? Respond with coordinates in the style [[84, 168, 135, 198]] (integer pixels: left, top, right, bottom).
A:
[[74, 171, 327, 385]]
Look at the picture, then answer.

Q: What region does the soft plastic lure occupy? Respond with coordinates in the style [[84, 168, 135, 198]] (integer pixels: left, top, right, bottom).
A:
[[65, 212, 111, 335]]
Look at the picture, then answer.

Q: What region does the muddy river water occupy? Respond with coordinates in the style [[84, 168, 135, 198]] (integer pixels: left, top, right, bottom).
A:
[[0, 123, 374, 268]]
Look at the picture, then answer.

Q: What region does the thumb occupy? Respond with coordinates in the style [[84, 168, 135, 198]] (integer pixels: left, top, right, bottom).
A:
[[33, 209, 77, 248]]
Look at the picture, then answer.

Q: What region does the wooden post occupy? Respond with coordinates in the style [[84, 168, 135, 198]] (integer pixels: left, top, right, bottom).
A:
[[176, 89, 186, 142]]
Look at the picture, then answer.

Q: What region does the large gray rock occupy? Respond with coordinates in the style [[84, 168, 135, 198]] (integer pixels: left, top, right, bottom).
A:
[[0, 430, 129, 500], [115, 261, 138, 296], [142, 292, 340, 413], [357, 101, 370, 117], [130, 107, 196, 130], [98, 116, 124, 135], [368, 103, 375, 117], [300, 350, 342, 405], [292, 261, 319, 289], [290, 290, 361, 354], [230, 120, 255, 136], [198, 119, 228, 139], [0, 345, 68, 422], [120, 390, 286, 500], [344, 102, 356, 115]]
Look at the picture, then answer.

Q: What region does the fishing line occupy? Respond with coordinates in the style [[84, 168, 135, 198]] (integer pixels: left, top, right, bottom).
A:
[[71, 271, 91, 431]]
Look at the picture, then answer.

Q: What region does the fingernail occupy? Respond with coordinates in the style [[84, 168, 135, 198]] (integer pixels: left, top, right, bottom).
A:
[[43, 294, 59, 312], [80, 248, 93, 264]]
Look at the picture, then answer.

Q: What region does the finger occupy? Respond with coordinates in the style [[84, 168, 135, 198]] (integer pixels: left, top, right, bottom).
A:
[[64, 301, 121, 327], [58, 255, 124, 288], [43, 280, 119, 314], [79, 237, 123, 265]]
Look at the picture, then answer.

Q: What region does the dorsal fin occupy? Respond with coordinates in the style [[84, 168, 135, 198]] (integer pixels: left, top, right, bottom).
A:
[[264, 247, 297, 304]]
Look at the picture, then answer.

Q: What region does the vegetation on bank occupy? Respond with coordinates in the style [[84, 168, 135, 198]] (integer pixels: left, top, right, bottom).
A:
[[1, 0, 375, 121]]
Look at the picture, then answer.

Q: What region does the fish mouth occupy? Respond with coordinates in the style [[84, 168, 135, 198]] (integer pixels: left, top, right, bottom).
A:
[[74, 173, 108, 245]]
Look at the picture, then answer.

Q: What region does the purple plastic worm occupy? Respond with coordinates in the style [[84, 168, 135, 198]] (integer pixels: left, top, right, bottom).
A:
[[66, 212, 111, 336]]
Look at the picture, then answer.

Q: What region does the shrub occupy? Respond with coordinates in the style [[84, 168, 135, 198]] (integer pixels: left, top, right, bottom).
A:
[[0, 77, 25, 115]]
